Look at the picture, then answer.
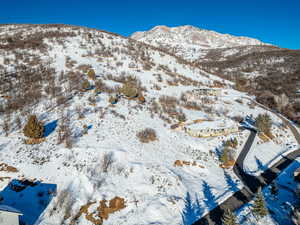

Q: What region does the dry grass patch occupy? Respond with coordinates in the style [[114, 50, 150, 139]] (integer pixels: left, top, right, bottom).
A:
[[137, 128, 157, 143]]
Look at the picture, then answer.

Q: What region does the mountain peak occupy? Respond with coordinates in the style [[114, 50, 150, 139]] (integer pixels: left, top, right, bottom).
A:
[[131, 25, 271, 60]]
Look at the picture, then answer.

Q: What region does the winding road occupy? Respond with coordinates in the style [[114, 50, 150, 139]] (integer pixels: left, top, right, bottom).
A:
[[192, 100, 300, 225]]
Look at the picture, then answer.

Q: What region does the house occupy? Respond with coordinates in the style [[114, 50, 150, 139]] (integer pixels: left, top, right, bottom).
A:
[[0, 205, 22, 225]]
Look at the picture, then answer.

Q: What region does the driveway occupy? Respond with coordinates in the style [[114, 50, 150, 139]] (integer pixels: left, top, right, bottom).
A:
[[192, 100, 300, 225]]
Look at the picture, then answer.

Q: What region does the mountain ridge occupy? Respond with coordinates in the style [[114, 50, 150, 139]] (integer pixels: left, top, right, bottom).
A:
[[131, 25, 272, 60]]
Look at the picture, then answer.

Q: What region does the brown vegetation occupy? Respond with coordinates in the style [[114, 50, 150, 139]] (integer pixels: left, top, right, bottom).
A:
[[137, 128, 157, 143], [0, 163, 18, 172], [71, 197, 126, 225], [174, 160, 204, 168]]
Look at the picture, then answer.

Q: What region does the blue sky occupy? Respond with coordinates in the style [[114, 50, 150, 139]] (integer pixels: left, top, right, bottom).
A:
[[0, 0, 299, 49]]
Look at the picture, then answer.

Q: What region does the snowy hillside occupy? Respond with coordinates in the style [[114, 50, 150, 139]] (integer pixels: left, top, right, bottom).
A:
[[0, 24, 297, 225], [131, 26, 300, 128], [131, 25, 270, 61]]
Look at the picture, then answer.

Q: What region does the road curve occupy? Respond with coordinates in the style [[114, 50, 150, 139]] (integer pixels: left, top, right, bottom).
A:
[[193, 101, 300, 225]]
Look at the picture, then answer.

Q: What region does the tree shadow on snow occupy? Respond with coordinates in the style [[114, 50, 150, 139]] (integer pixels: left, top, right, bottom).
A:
[[0, 179, 57, 225], [255, 156, 268, 173], [224, 170, 239, 192], [181, 192, 203, 225], [43, 119, 58, 137], [203, 181, 218, 209]]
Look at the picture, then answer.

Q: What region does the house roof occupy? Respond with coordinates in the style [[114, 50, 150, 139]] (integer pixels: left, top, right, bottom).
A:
[[0, 205, 22, 215]]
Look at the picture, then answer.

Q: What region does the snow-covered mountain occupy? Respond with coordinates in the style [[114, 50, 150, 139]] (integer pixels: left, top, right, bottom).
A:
[[0, 24, 298, 225], [131, 25, 270, 60]]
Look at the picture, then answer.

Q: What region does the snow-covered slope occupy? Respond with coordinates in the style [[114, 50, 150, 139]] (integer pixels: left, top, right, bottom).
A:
[[131, 25, 270, 60], [0, 24, 297, 225]]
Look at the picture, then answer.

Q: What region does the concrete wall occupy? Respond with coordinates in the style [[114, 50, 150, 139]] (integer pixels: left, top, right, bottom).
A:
[[186, 126, 238, 138], [0, 211, 20, 225]]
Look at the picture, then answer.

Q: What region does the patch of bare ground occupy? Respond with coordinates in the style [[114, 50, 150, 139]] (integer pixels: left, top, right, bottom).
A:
[[72, 197, 126, 225], [0, 163, 18, 172], [174, 160, 204, 168], [220, 160, 235, 169]]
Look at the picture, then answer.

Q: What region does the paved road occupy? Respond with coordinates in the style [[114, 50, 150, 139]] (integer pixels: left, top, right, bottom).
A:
[[193, 102, 300, 225]]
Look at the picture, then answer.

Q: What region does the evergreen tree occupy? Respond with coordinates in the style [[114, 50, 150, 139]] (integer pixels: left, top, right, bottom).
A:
[[220, 148, 229, 164], [220, 147, 234, 164], [23, 115, 44, 139], [222, 209, 238, 225], [252, 189, 268, 218], [255, 113, 272, 135]]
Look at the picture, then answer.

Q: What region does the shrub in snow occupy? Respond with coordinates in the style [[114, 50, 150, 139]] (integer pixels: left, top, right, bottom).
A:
[[75, 106, 85, 119], [109, 95, 118, 104], [88, 96, 96, 105], [23, 115, 44, 139], [177, 110, 186, 122], [57, 113, 73, 148], [137, 128, 157, 143], [87, 69, 96, 80], [1, 117, 9, 136], [81, 79, 91, 90], [95, 79, 105, 93], [120, 82, 138, 98], [138, 94, 146, 104], [102, 152, 114, 173]]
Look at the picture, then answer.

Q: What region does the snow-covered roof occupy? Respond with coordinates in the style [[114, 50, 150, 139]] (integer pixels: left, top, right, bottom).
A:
[[0, 205, 22, 215]]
